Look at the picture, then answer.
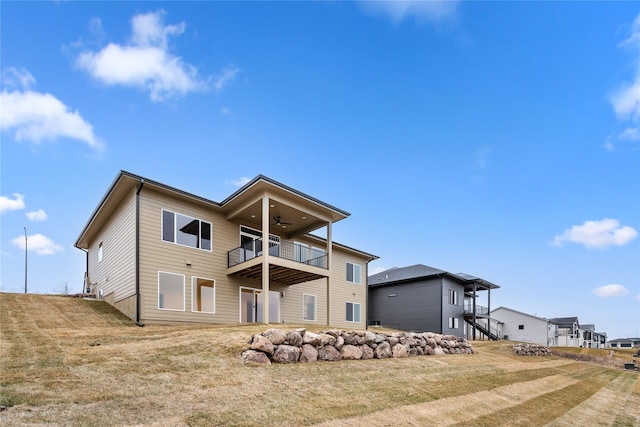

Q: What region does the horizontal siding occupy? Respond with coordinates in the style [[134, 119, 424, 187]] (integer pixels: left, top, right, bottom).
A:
[[139, 187, 240, 324], [137, 187, 372, 326], [87, 188, 136, 304]]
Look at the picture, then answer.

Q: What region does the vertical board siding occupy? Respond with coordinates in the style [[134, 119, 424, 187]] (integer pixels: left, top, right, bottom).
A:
[[87, 189, 136, 303], [441, 278, 465, 336]]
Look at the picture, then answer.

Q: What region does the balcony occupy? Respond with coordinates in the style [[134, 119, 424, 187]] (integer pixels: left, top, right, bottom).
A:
[[227, 239, 329, 286], [463, 303, 489, 316]]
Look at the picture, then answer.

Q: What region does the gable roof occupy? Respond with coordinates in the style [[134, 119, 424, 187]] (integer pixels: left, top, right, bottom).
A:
[[75, 170, 353, 250], [549, 317, 579, 328], [368, 264, 499, 291], [491, 306, 549, 323]]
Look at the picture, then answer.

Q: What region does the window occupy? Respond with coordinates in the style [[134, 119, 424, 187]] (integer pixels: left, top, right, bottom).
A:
[[518, 324, 524, 330], [192, 277, 215, 313], [448, 317, 459, 329], [346, 262, 362, 284], [346, 302, 361, 322], [158, 272, 185, 311], [162, 209, 212, 251], [98, 242, 103, 262], [448, 289, 458, 305], [303, 294, 316, 321]]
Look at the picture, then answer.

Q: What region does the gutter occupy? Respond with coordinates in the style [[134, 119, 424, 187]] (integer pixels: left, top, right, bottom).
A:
[[135, 179, 145, 327]]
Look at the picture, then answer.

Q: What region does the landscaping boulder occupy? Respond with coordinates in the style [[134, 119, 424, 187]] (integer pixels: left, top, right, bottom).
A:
[[285, 330, 303, 347], [375, 341, 392, 359], [392, 343, 408, 358], [241, 350, 271, 364], [299, 344, 318, 363], [273, 345, 300, 363], [340, 344, 363, 360], [263, 328, 286, 345], [318, 344, 341, 361], [250, 334, 274, 355]]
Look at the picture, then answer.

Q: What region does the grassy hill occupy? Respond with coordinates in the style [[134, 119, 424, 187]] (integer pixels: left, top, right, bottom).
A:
[[1, 293, 638, 426]]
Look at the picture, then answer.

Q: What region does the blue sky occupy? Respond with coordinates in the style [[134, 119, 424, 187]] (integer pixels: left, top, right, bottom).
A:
[[1, 1, 639, 340]]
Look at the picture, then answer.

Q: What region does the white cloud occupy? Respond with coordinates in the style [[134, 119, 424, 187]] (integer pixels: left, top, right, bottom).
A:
[[608, 13, 640, 150], [618, 127, 640, 141], [0, 89, 101, 150], [75, 10, 216, 102], [0, 193, 25, 213], [229, 177, 251, 187], [358, 0, 459, 24], [26, 209, 47, 222], [221, 107, 231, 116], [551, 218, 638, 249], [2, 67, 36, 90], [11, 233, 63, 255], [213, 66, 240, 92], [1, 68, 101, 150], [592, 284, 629, 298]]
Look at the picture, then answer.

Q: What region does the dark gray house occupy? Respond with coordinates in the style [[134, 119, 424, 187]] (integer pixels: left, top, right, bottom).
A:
[[368, 264, 500, 339]]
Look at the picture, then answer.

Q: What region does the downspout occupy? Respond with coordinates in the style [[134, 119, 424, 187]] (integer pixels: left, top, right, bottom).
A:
[[80, 248, 89, 293], [135, 179, 145, 327]]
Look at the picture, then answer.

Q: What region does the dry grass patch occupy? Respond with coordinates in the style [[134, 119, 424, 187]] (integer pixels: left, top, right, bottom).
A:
[[1, 293, 638, 426]]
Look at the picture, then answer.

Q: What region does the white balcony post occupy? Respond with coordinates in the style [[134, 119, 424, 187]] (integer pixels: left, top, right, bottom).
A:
[[262, 195, 270, 324]]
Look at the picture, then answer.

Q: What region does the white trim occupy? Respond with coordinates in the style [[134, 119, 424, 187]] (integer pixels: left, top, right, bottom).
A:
[[346, 262, 362, 284], [303, 293, 317, 322], [346, 301, 361, 323], [161, 208, 212, 252], [191, 276, 215, 314], [157, 271, 185, 311]]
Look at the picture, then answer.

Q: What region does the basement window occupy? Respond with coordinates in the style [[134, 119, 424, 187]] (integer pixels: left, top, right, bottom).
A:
[[346, 302, 361, 322], [158, 271, 185, 311], [192, 277, 215, 313]]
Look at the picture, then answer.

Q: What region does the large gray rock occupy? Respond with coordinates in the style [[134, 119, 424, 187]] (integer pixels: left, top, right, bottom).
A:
[[241, 350, 272, 364], [359, 344, 374, 360], [272, 345, 300, 363], [300, 344, 318, 363], [334, 335, 345, 350], [319, 333, 337, 346], [392, 343, 408, 358], [364, 331, 377, 344], [340, 344, 363, 360], [388, 336, 399, 347], [285, 330, 303, 347], [434, 346, 445, 355], [318, 344, 341, 361], [374, 341, 392, 359], [263, 328, 286, 345], [303, 331, 322, 346], [250, 334, 274, 355]]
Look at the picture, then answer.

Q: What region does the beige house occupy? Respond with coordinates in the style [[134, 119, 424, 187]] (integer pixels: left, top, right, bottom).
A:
[[75, 171, 377, 328]]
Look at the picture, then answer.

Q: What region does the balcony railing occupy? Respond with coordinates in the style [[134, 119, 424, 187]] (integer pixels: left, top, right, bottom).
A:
[[228, 238, 328, 269], [464, 303, 489, 316]]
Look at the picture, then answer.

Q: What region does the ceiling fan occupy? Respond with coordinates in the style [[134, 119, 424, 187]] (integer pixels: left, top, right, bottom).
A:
[[273, 216, 292, 226]]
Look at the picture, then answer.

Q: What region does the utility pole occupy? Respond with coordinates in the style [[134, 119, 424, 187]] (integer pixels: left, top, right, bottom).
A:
[[24, 227, 28, 294]]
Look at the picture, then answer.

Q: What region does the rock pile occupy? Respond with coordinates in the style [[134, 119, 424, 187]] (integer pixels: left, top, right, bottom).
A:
[[512, 343, 551, 356], [241, 328, 474, 364]]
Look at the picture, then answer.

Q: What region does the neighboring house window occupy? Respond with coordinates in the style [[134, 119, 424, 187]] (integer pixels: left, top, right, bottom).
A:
[[192, 277, 215, 313], [303, 294, 316, 321], [346, 302, 361, 322], [158, 271, 185, 311], [346, 262, 362, 284], [518, 324, 524, 330], [448, 289, 458, 305], [448, 317, 459, 329], [98, 242, 103, 262], [162, 209, 212, 251]]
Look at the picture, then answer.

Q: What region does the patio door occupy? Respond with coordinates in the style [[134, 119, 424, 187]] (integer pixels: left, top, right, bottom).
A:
[[240, 288, 280, 323]]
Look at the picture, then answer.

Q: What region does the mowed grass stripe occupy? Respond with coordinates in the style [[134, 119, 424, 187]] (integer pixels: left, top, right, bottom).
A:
[[545, 371, 639, 427], [455, 367, 620, 427], [313, 374, 579, 426]]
